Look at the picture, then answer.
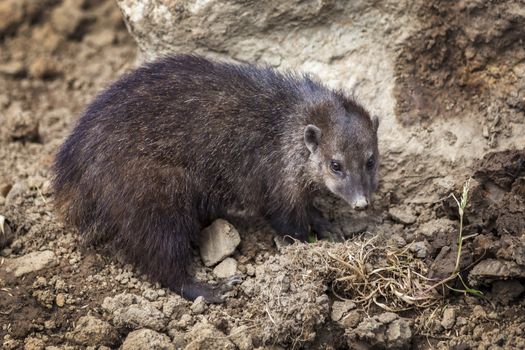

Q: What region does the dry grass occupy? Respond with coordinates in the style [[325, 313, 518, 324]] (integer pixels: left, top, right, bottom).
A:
[[286, 236, 442, 313]]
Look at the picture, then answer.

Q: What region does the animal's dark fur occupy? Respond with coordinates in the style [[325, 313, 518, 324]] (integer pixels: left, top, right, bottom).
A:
[[53, 55, 379, 302]]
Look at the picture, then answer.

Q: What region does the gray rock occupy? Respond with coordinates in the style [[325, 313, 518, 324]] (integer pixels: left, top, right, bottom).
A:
[[3, 250, 56, 277], [68, 316, 119, 346], [330, 300, 356, 322], [190, 296, 206, 315], [469, 259, 525, 286], [350, 312, 412, 349], [229, 325, 253, 350], [162, 295, 188, 318], [102, 293, 166, 331], [213, 257, 238, 278], [0, 61, 25, 77], [388, 207, 417, 225], [441, 308, 456, 330], [199, 219, 241, 267], [185, 322, 236, 350], [121, 329, 174, 350], [409, 241, 429, 258]]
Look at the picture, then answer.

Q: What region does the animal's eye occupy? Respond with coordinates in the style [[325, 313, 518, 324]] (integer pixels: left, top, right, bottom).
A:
[[330, 160, 342, 173], [366, 155, 375, 169]]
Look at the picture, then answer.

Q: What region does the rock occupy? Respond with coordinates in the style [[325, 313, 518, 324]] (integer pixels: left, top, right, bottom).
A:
[[68, 316, 119, 346], [55, 293, 66, 307], [389, 207, 417, 225], [84, 30, 116, 47], [101, 293, 167, 331], [121, 329, 174, 350], [441, 308, 456, 330], [213, 257, 238, 278], [28, 57, 59, 79], [229, 325, 253, 350], [491, 280, 524, 304], [3, 250, 56, 277], [50, 0, 84, 37], [409, 241, 429, 258], [199, 219, 241, 267], [190, 296, 206, 315], [417, 219, 456, 239], [341, 310, 362, 329], [141, 288, 159, 301], [0, 61, 25, 77], [330, 300, 356, 321], [349, 312, 412, 349], [1, 103, 40, 143], [23, 336, 45, 350], [0, 0, 24, 35], [185, 322, 236, 350], [162, 295, 188, 318], [5, 181, 29, 203], [469, 259, 525, 286], [0, 215, 15, 249]]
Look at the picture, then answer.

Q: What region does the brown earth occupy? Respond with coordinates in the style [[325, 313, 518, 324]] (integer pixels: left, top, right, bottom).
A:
[[0, 1, 524, 349]]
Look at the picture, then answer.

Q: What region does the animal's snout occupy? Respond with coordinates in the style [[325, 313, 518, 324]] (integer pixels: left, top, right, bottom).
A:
[[352, 196, 369, 211]]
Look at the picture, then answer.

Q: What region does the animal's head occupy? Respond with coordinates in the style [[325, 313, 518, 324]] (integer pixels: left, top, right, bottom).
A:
[[304, 99, 379, 210]]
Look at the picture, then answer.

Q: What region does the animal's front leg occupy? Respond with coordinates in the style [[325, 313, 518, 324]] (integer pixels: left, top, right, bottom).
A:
[[308, 205, 344, 241], [266, 210, 309, 242]]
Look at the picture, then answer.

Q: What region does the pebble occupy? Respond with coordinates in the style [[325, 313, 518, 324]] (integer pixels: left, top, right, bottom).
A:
[[389, 207, 417, 225], [441, 307, 456, 330], [213, 257, 238, 278], [3, 250, 57, 277], [190, 296, 206, 315], [199, 219, 241, 266]]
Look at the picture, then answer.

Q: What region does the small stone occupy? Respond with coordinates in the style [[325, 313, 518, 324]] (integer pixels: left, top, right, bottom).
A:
[[409, 241, 429, 258], [5, 181, 29, 202], [68, 316, 119, 346], [190, 296, 206, 315], [441, 307, 456, 330], [0, 61, 25, 77], [55, 293, 66, 307], [162, 295, 187, 318], [245, 263, 255, 276], [50, 0, 83, 36], [386, 318, 412, 348], [84, 30, 115, 47], [1, 103, 40, 143], [101, 293, 167, 331], [28, 57, 59, 79], [199, 219, 241, 266], [229, 325, 253, 350], [341, 310, 362, 328], [24, 336, 45, 350], [121, 329, 174, 350], [213, 257, 238, 278], [3, 250, 57, 277], [331, 300, 356, 321], [142, 288, 159, 301], [389, 207, 417, 225]]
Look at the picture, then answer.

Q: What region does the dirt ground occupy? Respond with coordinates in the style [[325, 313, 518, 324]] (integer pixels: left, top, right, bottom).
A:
[[0, 1, 524, 349]]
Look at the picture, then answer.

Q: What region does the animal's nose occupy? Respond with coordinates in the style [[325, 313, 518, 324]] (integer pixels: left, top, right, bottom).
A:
[[352, 197, 369, 211]]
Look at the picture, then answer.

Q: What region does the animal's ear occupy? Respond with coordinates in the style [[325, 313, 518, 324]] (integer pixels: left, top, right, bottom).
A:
[[304, 124, 322, 153], [371, 115, 379, 133]]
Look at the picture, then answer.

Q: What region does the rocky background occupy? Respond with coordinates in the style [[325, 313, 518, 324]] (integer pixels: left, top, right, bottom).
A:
[[0, 0, 524, 349]]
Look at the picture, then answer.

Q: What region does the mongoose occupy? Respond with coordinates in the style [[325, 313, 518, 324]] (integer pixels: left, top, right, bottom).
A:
[[53, 55, 379, 302]]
